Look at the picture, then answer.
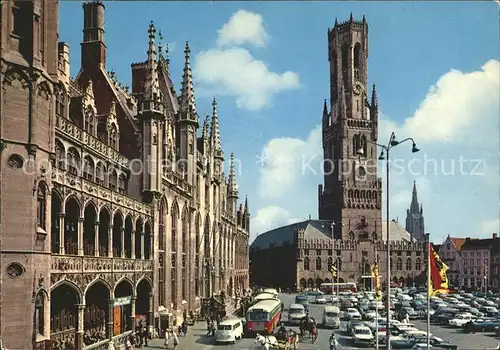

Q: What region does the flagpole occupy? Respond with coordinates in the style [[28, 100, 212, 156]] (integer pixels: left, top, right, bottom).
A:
[[426, 233, 431, 350], [375, 260, 379, 350]]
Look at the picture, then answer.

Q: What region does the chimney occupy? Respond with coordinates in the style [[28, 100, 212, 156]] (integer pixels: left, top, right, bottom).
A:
[[493, 233, 498, 239], [81, 1, 106, 71]]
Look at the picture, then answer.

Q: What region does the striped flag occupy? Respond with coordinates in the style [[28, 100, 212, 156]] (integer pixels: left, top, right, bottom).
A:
[[428, 243, 449, 296], [329, 261, 338, 278], [371, 262, 382, 300]]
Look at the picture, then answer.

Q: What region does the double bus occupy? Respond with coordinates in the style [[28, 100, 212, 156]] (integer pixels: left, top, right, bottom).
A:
[[320, 282, 357, 294], [245, 298, 282, 334]]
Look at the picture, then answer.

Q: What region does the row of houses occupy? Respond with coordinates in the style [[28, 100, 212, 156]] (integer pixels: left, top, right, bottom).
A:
[[437, 233, 500, 291]]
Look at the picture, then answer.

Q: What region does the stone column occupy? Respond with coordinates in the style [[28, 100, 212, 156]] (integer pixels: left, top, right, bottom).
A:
[[121, 227, 125, 258], [148, 292, 154, 333], [78, 217, 84, 256], [107, 299, 114, 339], [130, 296, 137, 334], [59, 213, 65, 254], [76, 304, 85, 350], [140, 232, 145, 259], [94, 221, 100, 256], [108, 225, 113, 258], [149, 231, 153, 260], [131, 230, 136, 259]]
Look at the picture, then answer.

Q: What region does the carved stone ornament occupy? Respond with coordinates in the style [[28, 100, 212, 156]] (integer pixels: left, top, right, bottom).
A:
[[8, 154, 24, 169], [3, 68, 29, 89], [6, 262, 25, 278]]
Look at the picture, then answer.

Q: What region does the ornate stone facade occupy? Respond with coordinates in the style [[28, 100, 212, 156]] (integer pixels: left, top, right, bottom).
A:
[[0, 1, 249, 349]]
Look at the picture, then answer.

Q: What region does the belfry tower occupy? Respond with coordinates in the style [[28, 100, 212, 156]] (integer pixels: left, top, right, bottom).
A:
[[318, 14, 383, 241]]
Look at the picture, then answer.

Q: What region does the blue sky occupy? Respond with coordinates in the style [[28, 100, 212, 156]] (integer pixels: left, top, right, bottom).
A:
[[60, 1, 499, 244]]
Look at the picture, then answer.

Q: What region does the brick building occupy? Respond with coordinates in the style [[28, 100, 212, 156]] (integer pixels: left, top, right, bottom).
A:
[[0, 1, 249, 349], [250, 15, 425, 291]]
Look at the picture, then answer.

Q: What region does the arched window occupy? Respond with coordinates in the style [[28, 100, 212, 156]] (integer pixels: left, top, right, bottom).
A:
[[85, 111, 95, 136], [328, 257, 333, 267], [349, 231, 355, 240], [353, 134, 359, 155], [109, 170, 117, 191], [171, 206, 178, 307], [406, 258, 412, 271], [56, 88, 66, 118], [361, 135, 367, 158], [303, 257, 310, 271], [390, 257, 393, 270], [118, 174, 127, 194], [55, 141, 65, 170], [109, 124, 118, 149], [415, 258, 421, 271], [397, 258, 403, 271], [182, 212, 188, 300], [96, 162, 104, 185], [36, 184, 46, 229], [336, 257, 342, 271], [332, 52, 338, 103], [316, 257, 322, 270], [353, 43, 362, 80], [67, 148, 80, 175], [83, 156, 94, 181]]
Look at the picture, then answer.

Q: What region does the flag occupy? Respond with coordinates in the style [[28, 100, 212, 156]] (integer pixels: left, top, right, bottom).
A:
[[329, 262, 338, 278], [428, 243, 449, 296], [371, 262, 382, 300]]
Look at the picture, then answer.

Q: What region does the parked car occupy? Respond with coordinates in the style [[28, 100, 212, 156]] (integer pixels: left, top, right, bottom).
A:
[[315, 295, 327, 304], [463, 318, 500, 333], [351, 325, 375, 347], [346, 307, 362, 320], [448, 314, 476, 327], [402, 307, 419, 320]]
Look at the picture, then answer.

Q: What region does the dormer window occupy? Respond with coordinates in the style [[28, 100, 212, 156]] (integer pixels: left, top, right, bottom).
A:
[[56, 89, 65, 118], [109, 170, 117, 191], [85, 111, 95, 136]]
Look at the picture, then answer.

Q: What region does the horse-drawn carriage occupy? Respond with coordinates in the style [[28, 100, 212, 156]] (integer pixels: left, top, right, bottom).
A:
[[254, 329, 299, 350], [299, 318, 318, 343]]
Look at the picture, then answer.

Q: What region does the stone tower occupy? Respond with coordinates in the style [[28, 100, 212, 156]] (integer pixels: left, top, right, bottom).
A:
[[318, 14, 383, 241], [405, 181, 425, 241], [0, 0, 60, 348]]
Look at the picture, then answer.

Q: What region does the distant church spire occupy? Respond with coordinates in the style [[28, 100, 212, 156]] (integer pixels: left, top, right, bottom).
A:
[[405, 181, 425, 241]]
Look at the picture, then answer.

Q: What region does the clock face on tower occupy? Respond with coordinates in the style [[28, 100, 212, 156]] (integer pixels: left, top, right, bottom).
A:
[[357, 166, 366, 177], [353, 81, 364, 95]]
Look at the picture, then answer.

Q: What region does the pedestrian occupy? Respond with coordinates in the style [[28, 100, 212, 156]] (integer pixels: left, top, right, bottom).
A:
[[164, 329, 170, 349], [172, 328, 179, 349], [125, 336, 133, 350], [142, 326, 149, 347], [211, 318, 216, 337], [206, 318, 212, 336]]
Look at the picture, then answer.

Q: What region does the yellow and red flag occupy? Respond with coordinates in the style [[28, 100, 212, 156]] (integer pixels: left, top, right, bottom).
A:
[[371, 261, 382, 300], [428, 243, 450, 296]]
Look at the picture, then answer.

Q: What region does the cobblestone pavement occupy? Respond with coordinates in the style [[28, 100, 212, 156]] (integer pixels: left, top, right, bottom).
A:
[[142, 293, 500, 350]]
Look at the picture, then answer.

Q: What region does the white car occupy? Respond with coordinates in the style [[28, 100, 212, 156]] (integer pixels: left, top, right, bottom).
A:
[[215, 318, 244, 344], [346, 308, 362, 320], [448, 314, 476, 327], [351, 325, 374, 347], [315, 295, 327, 304]]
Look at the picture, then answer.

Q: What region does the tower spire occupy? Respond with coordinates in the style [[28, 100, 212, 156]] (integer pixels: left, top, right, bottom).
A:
[[244, 195, 249, 213], [179, 41, 196, 114], [410, 181, 419, 212], [228, 153, 238, 197], [323, 99, 328, 116], [144, 21, 160, 103], [210, 97, 223, 156]]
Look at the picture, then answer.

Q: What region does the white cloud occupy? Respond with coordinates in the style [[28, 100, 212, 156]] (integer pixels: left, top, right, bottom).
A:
[[167, 42, 176, 54], [193, 11, 300, 111], [252, 60, 500, 241], [250, 206, 294, 243], [217, 10, 269, 48], [258, 126, 322, 198]]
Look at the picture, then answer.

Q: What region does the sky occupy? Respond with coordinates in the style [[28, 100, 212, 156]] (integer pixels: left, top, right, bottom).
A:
[[60, 1, 500, 245]]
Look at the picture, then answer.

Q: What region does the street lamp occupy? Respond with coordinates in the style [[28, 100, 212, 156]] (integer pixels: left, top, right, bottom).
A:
[[330, 221, 345, 306], [361, 131, 420, 350]]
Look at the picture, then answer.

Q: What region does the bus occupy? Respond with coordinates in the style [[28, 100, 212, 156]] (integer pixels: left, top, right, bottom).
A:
[[252, 292, 279, 305], [245, 298, 282, 335], [320, 282, 357, 294]]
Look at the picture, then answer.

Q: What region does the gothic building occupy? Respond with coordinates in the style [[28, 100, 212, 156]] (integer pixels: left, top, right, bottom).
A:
[[0, 1, 249, 349], [250, 15, 425, 291], [405, 181, 425, 240]]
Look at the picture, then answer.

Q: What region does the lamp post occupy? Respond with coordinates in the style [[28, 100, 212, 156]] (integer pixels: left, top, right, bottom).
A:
[[362, 131, 420, 350], [330, 221, 345, 306]]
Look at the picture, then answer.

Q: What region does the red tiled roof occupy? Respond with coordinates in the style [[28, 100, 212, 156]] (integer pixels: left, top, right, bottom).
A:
[[451, 238, 467, 251]]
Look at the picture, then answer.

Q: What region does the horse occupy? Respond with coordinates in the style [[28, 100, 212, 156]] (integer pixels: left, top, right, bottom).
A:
[[255, 333, 278, 350], [299, 320, 317, 342]]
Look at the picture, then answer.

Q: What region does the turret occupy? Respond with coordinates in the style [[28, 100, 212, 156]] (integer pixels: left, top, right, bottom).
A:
[[371, 84, 379, 139], [138, 21, 165, 201], [243, 196, 250, 232], [227, 153, 239, 218], [210, 98, 224, 180], [177, 41, 199, 182], [322, 99, 329, 128], [202, 116, 210, 154]]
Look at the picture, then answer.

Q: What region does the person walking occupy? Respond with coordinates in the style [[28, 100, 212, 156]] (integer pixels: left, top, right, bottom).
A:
[[164, 329, 170, 349], [172, 328, 179, 349]]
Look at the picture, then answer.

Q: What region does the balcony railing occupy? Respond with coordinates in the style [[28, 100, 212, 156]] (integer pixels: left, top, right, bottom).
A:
[[56, 116, 129, 168], [51, 255, 153, 273], [52, 168, 152, 216]]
